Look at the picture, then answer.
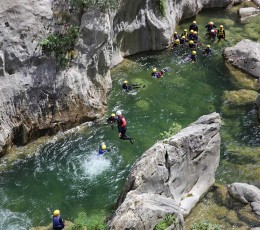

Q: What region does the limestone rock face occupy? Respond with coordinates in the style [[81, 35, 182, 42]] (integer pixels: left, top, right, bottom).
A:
[[228, 183, 260, 216], [109, 113, 221, 229], [239, 7, 260, 20], [223, 39, 260, 78]]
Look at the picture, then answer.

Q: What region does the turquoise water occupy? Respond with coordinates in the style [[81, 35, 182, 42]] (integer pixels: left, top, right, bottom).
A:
[[0, 7, 259, 229]]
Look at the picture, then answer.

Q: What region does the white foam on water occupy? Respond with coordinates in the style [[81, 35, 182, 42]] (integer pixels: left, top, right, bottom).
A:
[[81, 151, 111, 178], [0, 209, 32, 230]]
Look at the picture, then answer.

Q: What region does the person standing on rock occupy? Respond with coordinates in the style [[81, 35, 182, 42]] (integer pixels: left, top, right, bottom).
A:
[[52, 210, 65, 230], [116, 110, 134, 144]]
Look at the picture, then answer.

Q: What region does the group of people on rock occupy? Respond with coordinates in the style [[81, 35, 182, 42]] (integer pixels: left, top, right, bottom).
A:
[[172, 20, 227, 63]]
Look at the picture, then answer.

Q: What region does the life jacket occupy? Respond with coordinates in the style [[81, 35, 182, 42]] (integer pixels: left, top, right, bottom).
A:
[[117, 116, 126, 127], [218, 29, 224, 36], [98, 149, 106, 155]]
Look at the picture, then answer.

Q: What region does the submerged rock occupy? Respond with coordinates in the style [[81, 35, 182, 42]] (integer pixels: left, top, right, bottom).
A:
[[223, 89, 258, 106], [228, 183, 260, 216], [108, 113, 221, 229], [223, 39, 260, 78], [30, 220, 73, 230]]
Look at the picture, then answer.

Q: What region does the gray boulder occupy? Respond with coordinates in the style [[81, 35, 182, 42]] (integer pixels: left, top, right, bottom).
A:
[[228, 183, 260, 216], [109, 113, 221, 229], [239, 7, 260, 20], [223, 39, 260, 78]]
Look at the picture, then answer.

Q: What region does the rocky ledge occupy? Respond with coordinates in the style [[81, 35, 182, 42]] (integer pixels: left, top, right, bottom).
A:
[[108, 113, 221, 229]]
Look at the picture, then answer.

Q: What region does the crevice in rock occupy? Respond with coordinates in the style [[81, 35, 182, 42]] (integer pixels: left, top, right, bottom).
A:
[[164, 147, 171, 183]]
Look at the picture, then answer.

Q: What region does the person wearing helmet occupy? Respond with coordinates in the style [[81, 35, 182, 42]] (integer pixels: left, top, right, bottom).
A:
[[180, 36, 187, 45], [189, 20, 198, 32], [116, 110, 134, 144], [106, 113, 118, 125], [205, 21, 216, 36], [193, 31, 199, 43], [122, 80, 144, 92], [52, 210, 64, 230], [98, 142, 108, 155], [217, 25, 226, 43], [173, 31, 179, 40], [203, 45, 212, 56], [173, 39, 180, 47], [188, 40, 196, 49], [190, 50, 197, 63], [181, 29, 188, 37], [151, 67, 163, 78]]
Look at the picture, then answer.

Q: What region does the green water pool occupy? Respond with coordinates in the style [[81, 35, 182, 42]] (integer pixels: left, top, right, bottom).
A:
[[0, 6, 259, 229]]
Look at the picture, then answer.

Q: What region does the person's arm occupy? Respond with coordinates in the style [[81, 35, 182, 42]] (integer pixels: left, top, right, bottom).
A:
[[223, 30, 226, 38]]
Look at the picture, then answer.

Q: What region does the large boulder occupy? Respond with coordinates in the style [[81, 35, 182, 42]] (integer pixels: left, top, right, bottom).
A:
[[228, 183, 260, 216], [239, 7, 260, 20], [109, 113, 221, 229], [223, 39, 260, 78]]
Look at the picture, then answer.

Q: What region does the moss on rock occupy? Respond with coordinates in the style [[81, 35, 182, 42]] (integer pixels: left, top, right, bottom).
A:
[[223, 89, 258, 106]]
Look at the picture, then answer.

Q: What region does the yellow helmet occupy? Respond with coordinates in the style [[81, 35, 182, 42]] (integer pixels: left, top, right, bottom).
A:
[[194, 31, 197, 34], [53, 210, 60, 216], [184, 29, 187, 32], [193, 21, 196, 24], [209, 21, 214, 25], [111, 113, 115, 117], [175, 39, 180, 43], [181, 36, 185, 39], [190, 30, 194, 33], [220, 25, 224, 28], [207, 45, 210, 48], [152, 68, 157, 72], [189, 40, 194, 44], [101, 144, 107, 150], [123, 80, 128, 84], [192, 51, 196, 55], [174, 31, 177, 34]]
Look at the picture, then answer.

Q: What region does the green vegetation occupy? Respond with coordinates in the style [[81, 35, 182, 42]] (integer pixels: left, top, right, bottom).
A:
[[160, 122, 182, 139], [72, 0, 119, 10], [68, 211, 106, 230], [155, 214, 177, 230], [190, 220, 222, 230], [158, 0, 166, 17], [39, 27, 79, 68]]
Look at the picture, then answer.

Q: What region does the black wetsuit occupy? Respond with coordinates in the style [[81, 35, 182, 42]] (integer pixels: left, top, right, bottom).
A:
[[189, 23, 198, 32]]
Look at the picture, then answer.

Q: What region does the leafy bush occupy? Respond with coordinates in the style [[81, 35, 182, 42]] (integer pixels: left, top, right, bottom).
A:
[[190, 220, 222, 230], [158, 0, 166, 17], [39, 26, 79, 68], [68, 211, 106, 230], [72, 0, 119, 10], [160, 122, 182, 139], [155, 214, 177, 230]]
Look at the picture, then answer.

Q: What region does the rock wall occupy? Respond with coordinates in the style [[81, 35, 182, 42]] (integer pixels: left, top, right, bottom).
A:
[[108, 113, 221, 229], [0, 0, 238, 156]]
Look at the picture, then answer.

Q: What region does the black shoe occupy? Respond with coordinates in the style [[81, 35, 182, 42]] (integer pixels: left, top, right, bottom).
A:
[[130, 139, 134, 144]]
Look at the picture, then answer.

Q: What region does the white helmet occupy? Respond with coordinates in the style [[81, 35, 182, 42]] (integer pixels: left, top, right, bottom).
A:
[[116, 110, 122, 116]]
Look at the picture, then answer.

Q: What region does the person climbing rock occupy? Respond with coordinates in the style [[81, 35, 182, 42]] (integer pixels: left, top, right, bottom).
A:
[[122, 80, 144, 92], [53, 210, 64, 230], [189, 20, 198, 32], [116, 110, 134, 144], [203, 45, 212, 56], [217, 25, 226, 43]]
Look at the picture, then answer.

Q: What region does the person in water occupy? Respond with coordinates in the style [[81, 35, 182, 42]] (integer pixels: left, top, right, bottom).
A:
[[209, 29, 217, 41], [53, 210, 65, 230], [98, 143, 107, 155], [122, 80, 144, 92], [188, 40, 196, 49], [173, 39, 180, 47], [189, 21, 198, 32], [190, 50, 197, 63], [173, 31, 179, 40], [106, 113, 117, 124], [151, 67, 171, 78], [203, 45, 212, 56], [217, 25, 226, 43], [205, 21, 216, 37], [181, 29, 188, 37], [116, 110, 134, 144], [180, 36, 187, 46]]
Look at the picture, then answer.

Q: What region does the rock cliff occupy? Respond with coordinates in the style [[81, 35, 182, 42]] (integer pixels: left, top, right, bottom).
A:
[[108, 113, 221, 229], [0, 0, 238, 156]]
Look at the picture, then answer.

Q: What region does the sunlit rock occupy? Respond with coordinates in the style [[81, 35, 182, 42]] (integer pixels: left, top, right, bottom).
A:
[[108, 113, 221, 229], [228, 183, 260, 216], [239, 7, 260, 20]]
